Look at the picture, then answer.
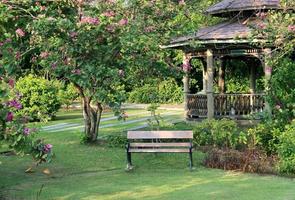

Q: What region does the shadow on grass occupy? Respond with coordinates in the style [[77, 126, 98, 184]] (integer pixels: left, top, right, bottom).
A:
[[54, 114, 83, 121]]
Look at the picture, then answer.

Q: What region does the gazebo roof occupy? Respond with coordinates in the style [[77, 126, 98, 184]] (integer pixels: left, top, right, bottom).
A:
[[166, 18, 262, 49], [206, 0, 281, 16]]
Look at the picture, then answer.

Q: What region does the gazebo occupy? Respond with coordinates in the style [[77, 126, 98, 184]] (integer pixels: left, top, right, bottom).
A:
[[162, 0, 280, 120]]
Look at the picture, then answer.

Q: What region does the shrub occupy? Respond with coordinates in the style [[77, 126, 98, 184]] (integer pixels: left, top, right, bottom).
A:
[[104, 133, 128, 148], [58, 83, 79, 109], [128, 84, 159, 103], [269, 58, 295, 126], [193, 119, 239, 149], [128, 78, 183, 104], [244, 122, 281, 155], [158, 78, 183, 103], [204, 148, 276, 174], [277, 121, 295, 174], [15, 75, 61, 121]]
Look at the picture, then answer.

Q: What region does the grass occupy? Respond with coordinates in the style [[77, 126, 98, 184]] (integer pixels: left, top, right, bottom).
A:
[[1, 109, 295, 200]]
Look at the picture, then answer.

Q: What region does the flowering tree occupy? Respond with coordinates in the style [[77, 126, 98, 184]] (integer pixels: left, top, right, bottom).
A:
[[253, 0, 294, 125], [1, 0, 129, 142]]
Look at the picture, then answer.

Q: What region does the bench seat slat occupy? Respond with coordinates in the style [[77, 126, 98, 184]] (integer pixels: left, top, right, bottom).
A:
[[130, 143, 191, 148], [129, 149, 190, 153], [127, 131, 193, 139]]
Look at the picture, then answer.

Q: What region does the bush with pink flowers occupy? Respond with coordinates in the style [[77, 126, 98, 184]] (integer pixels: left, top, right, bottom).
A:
[[0, 76, 53, 166]]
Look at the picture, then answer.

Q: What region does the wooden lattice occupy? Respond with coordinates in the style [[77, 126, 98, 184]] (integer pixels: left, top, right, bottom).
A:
[[187, 93, 265, 118]]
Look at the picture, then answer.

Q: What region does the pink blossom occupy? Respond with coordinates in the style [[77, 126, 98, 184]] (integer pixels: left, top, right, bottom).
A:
[[43, 144, 53, 153], [288, 25, 295, 32], [80, 16, 100, 25], [182, 59, 191, 72], [69, 31, 78, 38], [72, 69, 81, 75], [275, 105, 281, 110], [107, 0, 116, 4], [118, 69, 124, 77], [144, 26, 155, 33], [0, 42, 3, 46], [6, 112, 13, 122], [256, 12, 267, 19], [257, 22, 266, 30], [40, 6, 46, 11], [106, 25, 116, 33], [40, 51, 49, 59], [51, 62, 57, 69], [102, 10, 116, 17], [179, 0, 185, 5], [23, 127, 30, 136], [8, 99, 22, 110], [5, 38, 12, 43], [31, 56, 37, 63], [118, 18, 128, 26], [8, 79, 14, 88], [16, 28, 25, 37], [15, 51, 21, 60]]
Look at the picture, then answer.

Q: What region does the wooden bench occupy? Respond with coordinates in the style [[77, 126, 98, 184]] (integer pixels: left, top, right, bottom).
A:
[[126, 131, 194, 170]]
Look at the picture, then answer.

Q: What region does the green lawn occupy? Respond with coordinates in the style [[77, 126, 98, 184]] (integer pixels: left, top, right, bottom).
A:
[[1, 109, 295, 200]]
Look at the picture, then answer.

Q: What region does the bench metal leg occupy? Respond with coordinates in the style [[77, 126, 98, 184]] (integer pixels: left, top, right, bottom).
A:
[[127, 152, 132, 166], [189, 149, 193, 170], [126, 151, 133, 170]]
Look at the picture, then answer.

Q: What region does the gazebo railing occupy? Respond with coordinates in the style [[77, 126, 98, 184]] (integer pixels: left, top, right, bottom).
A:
[[187, 93, 265, 118]]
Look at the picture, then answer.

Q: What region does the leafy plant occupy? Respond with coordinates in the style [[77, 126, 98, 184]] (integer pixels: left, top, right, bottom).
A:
[[128, 78, 183, 104], [147, 103, 163, 131], [158, 78, 183, 103], [128, 84, 159, 104], [193, 119, 239, 149], [243, 123, 281, 155], [104, 133, 128, 148], [277, 120, 295, 174], [58, 83, 79, 110], [15, 75, 61, 122], [0, 77, 53, 167]]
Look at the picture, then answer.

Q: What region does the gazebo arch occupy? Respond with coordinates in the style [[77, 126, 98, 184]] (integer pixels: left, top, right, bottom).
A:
[[162, 0, 279, 120]]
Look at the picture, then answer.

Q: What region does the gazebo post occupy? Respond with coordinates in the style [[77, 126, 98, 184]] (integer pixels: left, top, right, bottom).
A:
[[201, 59, 207, 93], [249, 64, 256, 94], [249, 61, 256, 112], [262, 48, 272, 115], [206, 49, 214, 119], [218, 58, 226, 93], [183, 54, 191, 118]]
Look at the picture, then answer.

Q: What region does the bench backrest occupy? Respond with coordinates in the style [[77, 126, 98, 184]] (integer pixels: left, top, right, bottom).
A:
[[127, 131, 193, 139]]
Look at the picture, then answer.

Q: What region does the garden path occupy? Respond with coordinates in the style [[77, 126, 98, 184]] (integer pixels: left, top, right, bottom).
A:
[[42, 110, 182, 133]]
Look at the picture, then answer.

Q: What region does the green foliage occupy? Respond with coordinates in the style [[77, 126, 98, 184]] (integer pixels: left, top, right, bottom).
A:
[[104, 133, 128, 148], [128, 78, 183, 104], [269, 58, 295, 126], [58, 83, 79, 109], [226, 78, 250, 93], [243, 123, 281, 155], [158, 78, 183, 103], [193, 119, 239, 149], [147, 103, 163, 131], [15, 75, 61, 122], [277, 121, 295, 174], [128, 84, 159, 103]]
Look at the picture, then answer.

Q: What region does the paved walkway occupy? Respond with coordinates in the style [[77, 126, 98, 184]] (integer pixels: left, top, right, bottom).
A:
[[42, 111, 183, 133]]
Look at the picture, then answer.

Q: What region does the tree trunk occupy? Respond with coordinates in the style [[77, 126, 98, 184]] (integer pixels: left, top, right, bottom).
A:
[[82, 97, 103, 142]]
